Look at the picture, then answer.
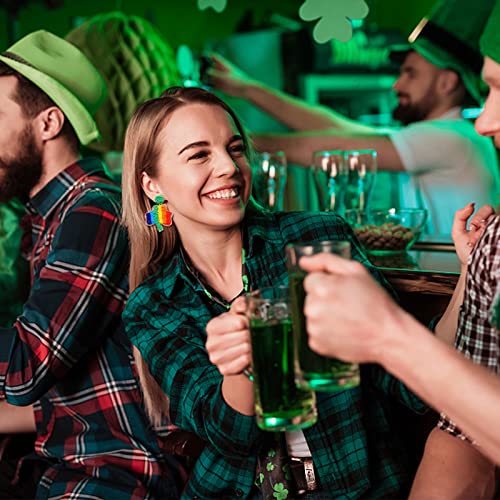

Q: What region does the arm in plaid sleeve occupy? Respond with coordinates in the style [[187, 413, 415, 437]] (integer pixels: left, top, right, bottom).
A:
[[0, 194, 128, 404], [125, 301, 261, 459], [438, 216, 500, 439]]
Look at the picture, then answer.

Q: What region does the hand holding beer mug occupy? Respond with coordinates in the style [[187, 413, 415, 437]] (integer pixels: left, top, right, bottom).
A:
[[246, 286, 317, 431], [286, 241, 360, 391]]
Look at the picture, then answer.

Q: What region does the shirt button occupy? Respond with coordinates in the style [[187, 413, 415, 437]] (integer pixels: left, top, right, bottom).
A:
[[234, 489, 243, 497]]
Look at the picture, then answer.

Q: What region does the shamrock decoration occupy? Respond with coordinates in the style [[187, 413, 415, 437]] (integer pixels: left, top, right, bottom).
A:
[[299, 0, 369, 43], [273, 483, 289, 500], [197, 0, 228, 13]]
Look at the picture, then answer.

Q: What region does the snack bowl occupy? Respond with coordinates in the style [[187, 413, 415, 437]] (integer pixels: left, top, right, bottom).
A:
[[345, 208, 428, 255]]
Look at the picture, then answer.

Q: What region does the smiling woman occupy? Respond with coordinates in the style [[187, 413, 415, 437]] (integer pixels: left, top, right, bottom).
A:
[[121, 86, 428, 499]]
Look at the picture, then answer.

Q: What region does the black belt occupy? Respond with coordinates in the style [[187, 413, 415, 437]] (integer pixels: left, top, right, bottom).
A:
[[289, 457, 318, 495]]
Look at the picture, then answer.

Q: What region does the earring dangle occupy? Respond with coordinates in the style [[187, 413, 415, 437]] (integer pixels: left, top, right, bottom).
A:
[[145, 195, 173, 232]]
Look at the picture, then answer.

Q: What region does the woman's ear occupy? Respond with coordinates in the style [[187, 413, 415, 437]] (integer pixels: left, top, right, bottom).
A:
[[141, 172, 164, 203]]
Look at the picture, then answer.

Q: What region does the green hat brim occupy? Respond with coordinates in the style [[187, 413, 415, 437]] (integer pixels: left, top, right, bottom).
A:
[[413, 38, 481, 104], [0, 54, 100, 145], [389, 40, 481, 104]]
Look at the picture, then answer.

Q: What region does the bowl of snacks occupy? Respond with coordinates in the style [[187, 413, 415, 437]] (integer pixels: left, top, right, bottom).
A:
[[345, 208, 428, 255]]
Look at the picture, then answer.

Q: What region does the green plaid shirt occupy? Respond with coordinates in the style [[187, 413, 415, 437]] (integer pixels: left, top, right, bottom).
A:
[[124, 209, 427, 499]]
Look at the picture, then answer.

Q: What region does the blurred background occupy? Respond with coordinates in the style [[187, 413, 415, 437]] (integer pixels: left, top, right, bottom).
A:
[[0, 0, 441, 211]]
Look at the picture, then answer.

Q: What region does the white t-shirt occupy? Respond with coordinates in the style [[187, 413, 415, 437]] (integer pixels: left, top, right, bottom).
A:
[[389, 108, 500, 235]]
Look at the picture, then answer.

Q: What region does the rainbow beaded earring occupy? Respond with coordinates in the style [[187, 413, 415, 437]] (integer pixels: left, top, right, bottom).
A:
[[145, 195, 173, 232]]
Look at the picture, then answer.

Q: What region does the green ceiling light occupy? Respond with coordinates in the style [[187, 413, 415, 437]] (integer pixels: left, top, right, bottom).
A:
[[299, 0, 369, 44], [197, 0, 228, 13]]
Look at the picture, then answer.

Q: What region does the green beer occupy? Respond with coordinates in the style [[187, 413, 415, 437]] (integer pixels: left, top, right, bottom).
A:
[[286, 240, 360, 391], [250, 317, 316, 432]]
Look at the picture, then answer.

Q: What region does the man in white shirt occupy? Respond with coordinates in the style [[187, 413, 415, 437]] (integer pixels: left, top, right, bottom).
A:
[[209, 0, 499, 235]]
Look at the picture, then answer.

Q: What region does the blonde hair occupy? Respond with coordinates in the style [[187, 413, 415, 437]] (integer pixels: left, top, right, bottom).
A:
[[122, 86, 252, 425]]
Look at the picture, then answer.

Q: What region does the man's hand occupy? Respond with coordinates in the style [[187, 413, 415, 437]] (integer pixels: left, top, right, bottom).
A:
[[206, 53, 256, 98], [205, 297, 251, 376], [452, 203, 495, 265], [300, 254, 404, 364]]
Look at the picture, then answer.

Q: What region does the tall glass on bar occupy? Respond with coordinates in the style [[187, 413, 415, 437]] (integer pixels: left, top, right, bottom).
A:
[[344, 150, 377, 212], [252, 151, 287, 211], [311, 150, 348, 214], [246, 286, 317, 432], [286, 241, 360, 391]]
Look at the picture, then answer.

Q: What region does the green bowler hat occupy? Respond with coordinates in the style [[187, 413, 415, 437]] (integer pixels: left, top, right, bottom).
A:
[[391, 0, 496, 104], [0, 30, 107, 145], [480, 0, 500, 64]]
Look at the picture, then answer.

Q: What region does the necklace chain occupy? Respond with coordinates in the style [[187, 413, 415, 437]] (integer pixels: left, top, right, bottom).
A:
[[181, 247, 249, 310]]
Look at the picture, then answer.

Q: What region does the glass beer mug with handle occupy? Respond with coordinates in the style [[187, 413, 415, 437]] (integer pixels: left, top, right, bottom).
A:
[[344, 149, 377, 212], [311, 150, 348, 214], [252, 151, 287, 211], [286, 241, 360, 391], [246, 286, 317, 432]]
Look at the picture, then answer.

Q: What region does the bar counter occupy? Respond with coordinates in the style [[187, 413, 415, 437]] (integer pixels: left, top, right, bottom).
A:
[[369, 243, 460, 323]]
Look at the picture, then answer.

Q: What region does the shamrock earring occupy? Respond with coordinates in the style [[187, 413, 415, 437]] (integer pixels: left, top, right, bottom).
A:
[[145, 195, 173, 232]]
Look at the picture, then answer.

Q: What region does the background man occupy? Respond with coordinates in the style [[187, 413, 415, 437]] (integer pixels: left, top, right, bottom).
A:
[[210, 0, 499, 235], [0, 31, 183, 498]]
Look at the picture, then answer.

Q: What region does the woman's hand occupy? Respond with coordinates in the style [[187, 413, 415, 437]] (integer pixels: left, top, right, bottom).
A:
[[206, 297, 251, 376], [452, 203, 495, 266], [206, 53, 256, 98]]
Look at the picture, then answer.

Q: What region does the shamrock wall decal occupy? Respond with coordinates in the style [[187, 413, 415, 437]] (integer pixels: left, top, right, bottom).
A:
[[299, 0, 369, 44], [197, 0, 228, 13]]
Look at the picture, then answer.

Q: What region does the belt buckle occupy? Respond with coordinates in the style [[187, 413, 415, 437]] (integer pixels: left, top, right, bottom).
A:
[[290, 457, 317, 493]]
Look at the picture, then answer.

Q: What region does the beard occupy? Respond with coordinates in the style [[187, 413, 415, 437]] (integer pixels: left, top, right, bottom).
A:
[[392, 86, 440, 126], [0, 125, 43, 204]]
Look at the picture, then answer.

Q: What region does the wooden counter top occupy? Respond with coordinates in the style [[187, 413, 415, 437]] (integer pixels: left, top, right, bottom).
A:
[[372, 250, 461, 296], [370, 248, 460, 323]]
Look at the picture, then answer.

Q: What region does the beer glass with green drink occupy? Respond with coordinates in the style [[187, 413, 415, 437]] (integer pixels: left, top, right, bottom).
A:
[[246, 286, 317, 432], [286, 241, 360, 391]]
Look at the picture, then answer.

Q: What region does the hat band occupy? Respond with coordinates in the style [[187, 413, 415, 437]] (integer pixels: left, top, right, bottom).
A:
[[1, 51, 38, 70], [417, 21, 483, 73]]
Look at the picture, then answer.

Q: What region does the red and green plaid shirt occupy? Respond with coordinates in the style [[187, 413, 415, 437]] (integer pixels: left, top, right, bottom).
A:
[[0, 158, 184, 498]]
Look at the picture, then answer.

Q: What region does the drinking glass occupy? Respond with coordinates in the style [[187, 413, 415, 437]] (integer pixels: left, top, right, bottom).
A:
[[311, 150, 348, 214], [344, 149, 377, 212], [286, 241, 360, 391], [252, 151, 287, 211], [246, 286, 317, 432]]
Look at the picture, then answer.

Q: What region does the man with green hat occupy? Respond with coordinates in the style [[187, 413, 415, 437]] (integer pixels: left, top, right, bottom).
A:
[[0, 30, 184, 497], [209, 0, 500, 236], [409, 3, 500, 497]]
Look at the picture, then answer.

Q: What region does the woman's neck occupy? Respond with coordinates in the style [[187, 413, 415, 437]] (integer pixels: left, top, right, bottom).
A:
[[180, 226, 245, 301]]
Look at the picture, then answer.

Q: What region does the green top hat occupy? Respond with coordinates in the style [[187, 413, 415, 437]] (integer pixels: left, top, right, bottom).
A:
[[0, 30, 107, 146], [391, 0, 496, 104], [480, 0, 500, 64]]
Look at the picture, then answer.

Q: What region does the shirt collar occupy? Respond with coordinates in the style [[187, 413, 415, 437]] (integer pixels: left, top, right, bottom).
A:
[[27, 157, 111, 220], [161, 208, 283, 299], [435, 106, 462, 121]]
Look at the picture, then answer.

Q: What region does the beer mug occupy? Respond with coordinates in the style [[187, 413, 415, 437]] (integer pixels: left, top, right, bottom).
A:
[[286, 241, 360, 391], [246, 286, 317, 431]]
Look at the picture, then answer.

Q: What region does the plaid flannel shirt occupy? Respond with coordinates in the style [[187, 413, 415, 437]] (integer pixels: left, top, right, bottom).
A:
[[124, 209, 427, 499], [438, 215, 500, 440], [0, 158, 183, 499]]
